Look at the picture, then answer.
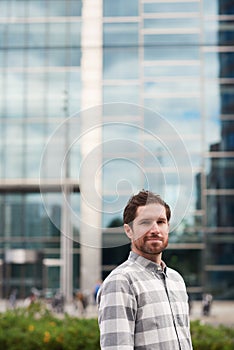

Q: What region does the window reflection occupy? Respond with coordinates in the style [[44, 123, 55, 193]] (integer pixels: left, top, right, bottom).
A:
[[206, 235, 234, 265], [144, 2, 199, 13], [144, 46, 199, 61], [104, 23, 138, 46], [144, 97, 200, 128], [102, 158, 143, 193], [144, 18, 199, 30], [203, 0, 219, 15], [144, 80, 200, 95], [4, 146, 24, 178], [29, 0, 82, 17], [103, 85, 140, 104], [207, 195, 234, 227], [103, 0, 138, 17], [28, 24, 47, 48], [163, 249, 202, 287], [144, 33, 200, 45], [144, 64, 200, 77], [206, 157, 234, 189], [104, 47, 139, 79]]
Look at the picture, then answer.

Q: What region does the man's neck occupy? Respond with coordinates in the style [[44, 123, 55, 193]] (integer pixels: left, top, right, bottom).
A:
[[131, 247, 162, 264]]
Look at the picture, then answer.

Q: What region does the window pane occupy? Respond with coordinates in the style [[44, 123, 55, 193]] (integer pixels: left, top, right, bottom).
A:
[[144, 46, 199, 61], [206, 271, 234, 299], [104, 48, 139, 79], [144, 33, 199, 45], [104, 0, 138, 17], [144, 63, 200, 77], [144, 80, 200, 96], [205, 119, 234, 152], [144, 2, 199, 14], [207, 195, 234, 227], [144, 18, 199, 30], [104, 23, 138, 46], [206, 158, 234, 189], [103, 85, 140, 104], [206, 235, 234, 265]]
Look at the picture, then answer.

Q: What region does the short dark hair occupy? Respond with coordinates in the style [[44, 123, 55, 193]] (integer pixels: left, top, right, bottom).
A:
[[123, 190, 171, 225]]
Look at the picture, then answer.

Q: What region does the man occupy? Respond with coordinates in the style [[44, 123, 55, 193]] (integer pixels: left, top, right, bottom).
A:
[[97, 190, 193, 349]]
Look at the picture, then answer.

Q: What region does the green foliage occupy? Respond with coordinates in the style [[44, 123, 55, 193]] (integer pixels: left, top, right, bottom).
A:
[[0, 303, 233, 350], [0, 302, 100, 350], [191, 320, 234, 350]]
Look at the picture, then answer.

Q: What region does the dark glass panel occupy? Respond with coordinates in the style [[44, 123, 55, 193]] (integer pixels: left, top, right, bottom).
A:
[[219, 52, 234, 78], [207, 195, 234, 227], [219, 0, 234, 15], [205, 271, 234, 299], [163, 249, 203, 287], [206, 158, 234, 189], [205, 234, 234, 265], [220, 86, 234, 115], [102, 244, 130, 280]]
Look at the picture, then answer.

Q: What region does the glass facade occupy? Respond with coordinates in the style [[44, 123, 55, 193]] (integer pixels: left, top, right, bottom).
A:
[[0, 0, 233, 300]]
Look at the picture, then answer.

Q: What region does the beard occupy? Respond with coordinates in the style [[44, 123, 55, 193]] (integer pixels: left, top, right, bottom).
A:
[[133, 235, 169, 256]]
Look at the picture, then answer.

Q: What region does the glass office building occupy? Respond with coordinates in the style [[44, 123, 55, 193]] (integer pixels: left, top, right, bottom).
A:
[[0, 0, 233, 300]]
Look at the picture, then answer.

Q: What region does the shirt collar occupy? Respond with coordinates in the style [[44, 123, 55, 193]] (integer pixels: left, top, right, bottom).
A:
[[129, 251, 167, 276]]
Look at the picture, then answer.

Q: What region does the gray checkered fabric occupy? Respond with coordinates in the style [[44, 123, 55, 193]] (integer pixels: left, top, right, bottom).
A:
[[97, 251, 193, 350]]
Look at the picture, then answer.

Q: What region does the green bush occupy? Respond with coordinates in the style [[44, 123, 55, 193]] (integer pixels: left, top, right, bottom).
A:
[[191, 320, 234, 350], [0, 302, 233, 350], [0, 302, 100, 350]]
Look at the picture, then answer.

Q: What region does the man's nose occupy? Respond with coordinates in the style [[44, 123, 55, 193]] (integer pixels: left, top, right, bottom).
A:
[[149, 221, 160, 232]]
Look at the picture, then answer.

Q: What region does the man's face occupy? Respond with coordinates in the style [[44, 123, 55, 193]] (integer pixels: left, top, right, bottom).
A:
[[124, 203, 169, 261]]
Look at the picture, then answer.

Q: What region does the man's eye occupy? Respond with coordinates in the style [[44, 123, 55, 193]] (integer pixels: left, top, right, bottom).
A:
[[158, 220, 166, 224], [141, 220, 152, 225]]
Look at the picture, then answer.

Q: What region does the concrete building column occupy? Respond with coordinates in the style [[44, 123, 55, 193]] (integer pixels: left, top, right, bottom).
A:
[[80, 0, 103, 293]]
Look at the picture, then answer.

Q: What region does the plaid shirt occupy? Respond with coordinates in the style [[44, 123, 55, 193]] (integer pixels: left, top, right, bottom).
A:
[[97, 252, 193, 350]]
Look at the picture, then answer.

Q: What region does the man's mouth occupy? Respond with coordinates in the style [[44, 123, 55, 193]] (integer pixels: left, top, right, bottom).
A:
[[146, 237, 162, 242]]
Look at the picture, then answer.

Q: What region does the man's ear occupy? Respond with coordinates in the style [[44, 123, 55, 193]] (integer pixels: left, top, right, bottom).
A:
[[124, 223, 133, 239]]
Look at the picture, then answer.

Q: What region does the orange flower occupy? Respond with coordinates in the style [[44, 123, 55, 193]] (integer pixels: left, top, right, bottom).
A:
[[56, 335, 64, 343], [43, 331, 51, 343], [28, 324, 35, 332]]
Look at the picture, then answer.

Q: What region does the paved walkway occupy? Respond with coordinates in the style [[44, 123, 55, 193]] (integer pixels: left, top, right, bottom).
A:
[[189, 301, 234, 327], [78, 300, 234, 327], [0, 299, 233, 327]]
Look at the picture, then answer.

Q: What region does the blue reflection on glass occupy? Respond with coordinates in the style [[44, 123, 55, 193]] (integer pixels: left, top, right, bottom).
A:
[[104, 23, 138, 46], [103, 85, 140, 104], [104, 0, 138, 17], [144, 2, 199, 13], [104, 47, 138, 79]]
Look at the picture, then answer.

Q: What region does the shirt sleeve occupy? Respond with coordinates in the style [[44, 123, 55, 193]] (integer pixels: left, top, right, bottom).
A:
[[97, 273, 137, 350]]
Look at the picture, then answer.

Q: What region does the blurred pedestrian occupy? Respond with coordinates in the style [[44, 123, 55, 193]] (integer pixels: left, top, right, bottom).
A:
[[9, 289, 17, 309], [202, 293, 213, 316], [52, 290, 64, 313], [93, 280, 102, 303], [75, 291, 88, 315]]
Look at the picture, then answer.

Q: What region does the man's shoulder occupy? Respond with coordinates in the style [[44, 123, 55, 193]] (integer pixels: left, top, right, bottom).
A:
[[97, 259, 139, 302], [105, 258, 138, 281]]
